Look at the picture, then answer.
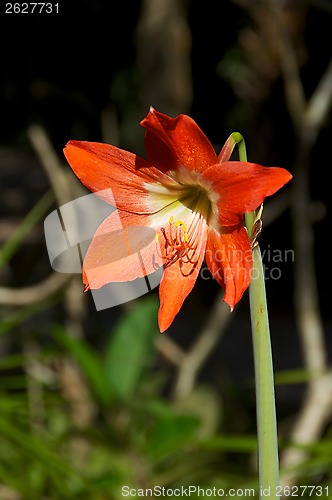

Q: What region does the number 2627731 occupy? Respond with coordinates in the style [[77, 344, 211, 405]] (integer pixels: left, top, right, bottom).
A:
[[5, 3, 59, 14]]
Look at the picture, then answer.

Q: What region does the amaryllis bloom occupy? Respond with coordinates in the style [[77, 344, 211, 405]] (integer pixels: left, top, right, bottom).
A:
[[64, 108, 292, 332]]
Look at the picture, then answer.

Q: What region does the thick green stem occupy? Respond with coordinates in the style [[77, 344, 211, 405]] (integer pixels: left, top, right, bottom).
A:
[[248, 243, 280, 496], [230, 133, 279, 497]]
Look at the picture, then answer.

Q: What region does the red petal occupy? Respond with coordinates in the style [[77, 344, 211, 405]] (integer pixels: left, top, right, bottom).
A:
[[158, 226, 208, 332], [82, 210, 163, 289], [202, 161, 292, 224], [205, 226, 252, 309], [140, 107, 217, 174], [64, 141, 173, 213]]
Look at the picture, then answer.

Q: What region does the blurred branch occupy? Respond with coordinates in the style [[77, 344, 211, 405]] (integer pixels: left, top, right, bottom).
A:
[[0, 271, 71, 306], [270, 1, 306, 132], [267, 0, 332, 486], [155, 334, 185, 366], [281, 372, 332, 480], [137, 0, 192, 114], [0, 125, 76, 306], [56, 356, 96, 470], [58, 351, 96, 424], [24, 341, 46, 434], [172, 292, 232, 400], [27, 124, 72, 208], [64, 275, 86, 339], [304, 58, 332, 138], [275, 9, 330, 372], [28, 124, 89, 333]]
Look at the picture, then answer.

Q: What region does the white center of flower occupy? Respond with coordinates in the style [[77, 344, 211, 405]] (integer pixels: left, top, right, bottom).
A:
[[144, 167, 219, 230], [143, 168, 219, 269]]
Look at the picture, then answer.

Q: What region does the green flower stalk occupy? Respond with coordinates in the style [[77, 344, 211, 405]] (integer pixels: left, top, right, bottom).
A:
[[233, 132, 280, 498]]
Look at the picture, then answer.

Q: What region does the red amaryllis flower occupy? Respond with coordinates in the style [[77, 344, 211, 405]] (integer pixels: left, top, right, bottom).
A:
[[64, 108, 292, 332]]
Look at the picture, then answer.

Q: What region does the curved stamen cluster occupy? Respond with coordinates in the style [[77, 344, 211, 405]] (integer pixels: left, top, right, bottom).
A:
[[159, 217, 195, 266], [151, 179, 214, 276], [157, 205, 208, 279]]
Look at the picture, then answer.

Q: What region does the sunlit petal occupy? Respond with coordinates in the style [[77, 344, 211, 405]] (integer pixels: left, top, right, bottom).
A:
[[141, 107, 217, 173]]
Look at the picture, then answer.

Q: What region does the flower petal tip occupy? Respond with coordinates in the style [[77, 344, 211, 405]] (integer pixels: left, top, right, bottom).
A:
[[223, 297, 235, 313], [140, 106, 156, 127], [286, 171, 293, 182], [63, 139, 75, 151], [158, 315, 170, 334]]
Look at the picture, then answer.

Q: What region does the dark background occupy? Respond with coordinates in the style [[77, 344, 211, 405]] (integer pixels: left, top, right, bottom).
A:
[[1, 1, 330, 341], [0, 0, 331, 497]]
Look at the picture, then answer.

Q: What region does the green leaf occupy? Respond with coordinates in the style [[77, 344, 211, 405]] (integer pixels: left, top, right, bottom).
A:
[[52, 325, 113, 408], [0, 190, 54, 270], [104, 296, 159, 400], [146, 412, 200, 460], [201, 434, 258, 453]]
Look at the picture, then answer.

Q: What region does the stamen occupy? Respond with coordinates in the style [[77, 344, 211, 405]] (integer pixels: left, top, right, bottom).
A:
[[157, 215, 201, 270]]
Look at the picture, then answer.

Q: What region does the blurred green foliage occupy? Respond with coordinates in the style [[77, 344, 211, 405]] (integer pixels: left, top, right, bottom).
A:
[[0, 286, 331, 498], [0, 294, 258, 499], [1, 1, 332, 497]]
